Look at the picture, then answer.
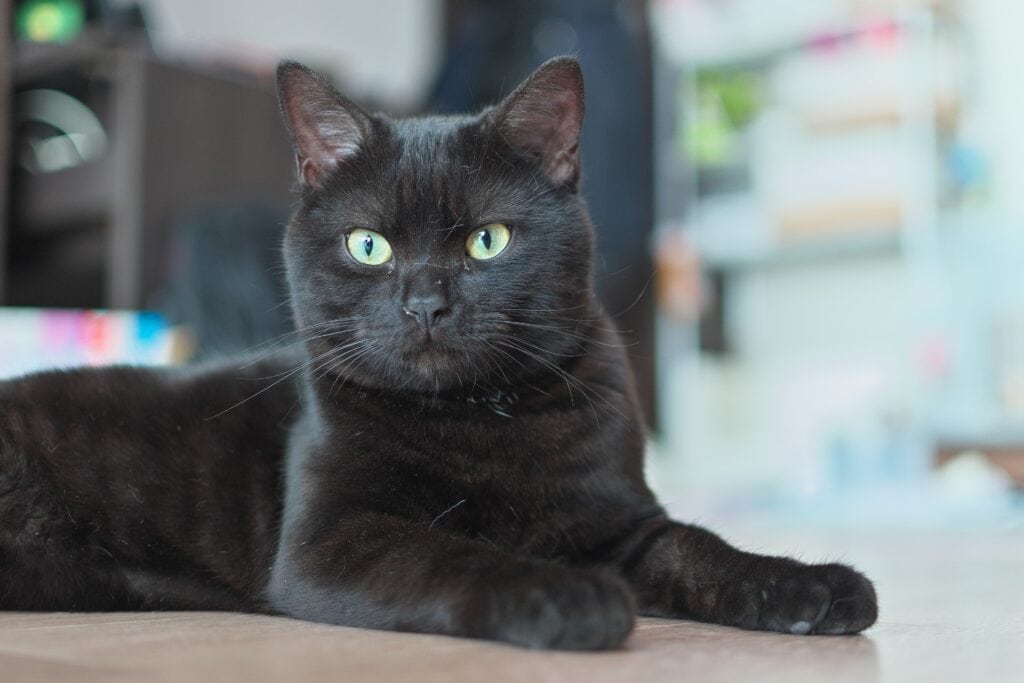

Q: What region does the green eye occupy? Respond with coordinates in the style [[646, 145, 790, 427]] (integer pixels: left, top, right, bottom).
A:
[[346, 228, 393, 266], [466, 223, 511, 260]]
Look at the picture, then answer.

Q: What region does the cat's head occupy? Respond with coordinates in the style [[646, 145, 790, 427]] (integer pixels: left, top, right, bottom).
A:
[[277, 57, 597, 396]]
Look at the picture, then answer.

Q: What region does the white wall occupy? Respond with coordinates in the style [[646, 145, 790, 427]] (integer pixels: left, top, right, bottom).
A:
[[127, 0, 444, 108]]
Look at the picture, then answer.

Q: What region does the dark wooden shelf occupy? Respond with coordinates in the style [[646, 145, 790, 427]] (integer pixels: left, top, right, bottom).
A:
[[12, 29, 127, 86], [3, 33, 295, 309]]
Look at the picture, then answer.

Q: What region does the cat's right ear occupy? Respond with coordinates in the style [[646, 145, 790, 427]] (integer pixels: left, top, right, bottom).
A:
[[492, 57, 585, 191], [277, 61, 371, 190]]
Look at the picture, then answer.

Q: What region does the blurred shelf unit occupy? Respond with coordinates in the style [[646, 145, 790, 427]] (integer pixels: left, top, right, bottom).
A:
[[653, 3, 966, 263], [695, 220, 902, 273], [2, 28, 295, 309], [646, 0, 1024, 491]]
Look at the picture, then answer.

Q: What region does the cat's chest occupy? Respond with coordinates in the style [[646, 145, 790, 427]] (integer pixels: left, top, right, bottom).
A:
[[330, 390, 597, 463], [314, 398, 640, 555]]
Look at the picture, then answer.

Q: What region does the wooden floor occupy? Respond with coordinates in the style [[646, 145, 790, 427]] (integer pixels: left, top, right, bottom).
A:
[[1, 528, 1021, 682]]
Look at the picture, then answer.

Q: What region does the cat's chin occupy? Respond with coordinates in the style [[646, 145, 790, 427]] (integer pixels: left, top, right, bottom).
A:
[[327, 345, 480, 396], [399, 347, 474, 393]]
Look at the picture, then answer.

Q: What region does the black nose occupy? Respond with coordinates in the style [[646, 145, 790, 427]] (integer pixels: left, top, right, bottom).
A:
[[403, 294, 448, 336]]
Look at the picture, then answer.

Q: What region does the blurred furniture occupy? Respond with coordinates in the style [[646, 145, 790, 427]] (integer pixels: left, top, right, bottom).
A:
[[158, 202, 292, 360], [3, 29, 294, 309], [649, 1, 990, 492], [0, 10, 10, 303], [936, 435, 1024, 488], [655, 5, 957, 294]]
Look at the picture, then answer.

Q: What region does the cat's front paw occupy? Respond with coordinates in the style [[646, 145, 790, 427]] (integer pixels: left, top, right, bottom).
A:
[[719, 560, 877, 636], [486, 568, 636, 650]]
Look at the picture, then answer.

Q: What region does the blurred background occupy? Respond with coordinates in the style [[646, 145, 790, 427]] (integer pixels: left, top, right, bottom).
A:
[[1, 0, 1022, 532]]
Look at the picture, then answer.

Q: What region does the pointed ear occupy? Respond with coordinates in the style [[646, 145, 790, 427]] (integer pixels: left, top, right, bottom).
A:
[[276, 61, 371, 190], [494, 57, 585, 190]]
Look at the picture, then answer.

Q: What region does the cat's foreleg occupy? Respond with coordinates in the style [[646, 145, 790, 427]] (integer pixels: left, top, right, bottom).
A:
[[268, 512, 635, 650], [615, 519, 877, 635]]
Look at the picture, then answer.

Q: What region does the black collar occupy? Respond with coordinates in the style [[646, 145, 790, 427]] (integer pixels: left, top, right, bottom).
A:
[[462, 389, 518, 418]]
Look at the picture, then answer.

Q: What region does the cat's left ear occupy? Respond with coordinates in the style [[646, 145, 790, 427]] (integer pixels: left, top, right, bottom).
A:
[[277, 61, 371, 190], [493, 57, 585, 191]]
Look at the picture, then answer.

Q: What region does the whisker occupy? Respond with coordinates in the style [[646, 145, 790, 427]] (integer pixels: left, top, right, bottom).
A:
[[493, 337, 624, 422], [500, 320, 635, 349], [204, 343, 351, 419]]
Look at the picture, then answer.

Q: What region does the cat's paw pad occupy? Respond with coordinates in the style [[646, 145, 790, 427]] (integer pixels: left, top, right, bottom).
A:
[[491, 569, 635, 650], [720, 561, 877, 636]]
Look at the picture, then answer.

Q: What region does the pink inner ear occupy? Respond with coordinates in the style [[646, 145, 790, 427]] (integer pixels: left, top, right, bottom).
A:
[[547, 144, 579, 186], [497, 61, 584, 188], [279, 66, 367, 189], [294, 121, 359, 178], [299, 158, 328, 189], [289, 109, 364, 188]]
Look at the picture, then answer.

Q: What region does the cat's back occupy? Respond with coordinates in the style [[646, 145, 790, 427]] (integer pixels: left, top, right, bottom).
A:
[[0, 355, 300, 610]]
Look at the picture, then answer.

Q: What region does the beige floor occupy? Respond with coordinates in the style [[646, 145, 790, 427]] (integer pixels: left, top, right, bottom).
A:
[[1, 527, 1021, 682]]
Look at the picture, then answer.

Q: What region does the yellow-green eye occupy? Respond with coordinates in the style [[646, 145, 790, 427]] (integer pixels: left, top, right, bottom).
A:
[[466, 223, 511, 260], [346, 228, 392, 266]]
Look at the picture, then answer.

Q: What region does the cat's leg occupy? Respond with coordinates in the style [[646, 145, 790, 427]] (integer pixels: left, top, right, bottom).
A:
[[614, 519, 877, 635], [268, 512, 635, 650]]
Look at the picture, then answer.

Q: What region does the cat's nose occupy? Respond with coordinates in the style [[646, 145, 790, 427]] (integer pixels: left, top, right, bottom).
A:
[[402, 294, 448, 337]]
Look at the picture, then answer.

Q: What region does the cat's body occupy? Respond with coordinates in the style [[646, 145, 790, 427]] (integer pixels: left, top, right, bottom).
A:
[[0, 58, 877, 649], [0, 357, 295, 612]]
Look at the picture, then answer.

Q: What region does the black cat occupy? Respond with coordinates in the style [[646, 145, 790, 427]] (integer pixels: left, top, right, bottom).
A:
[[0, 57, 877, 649]]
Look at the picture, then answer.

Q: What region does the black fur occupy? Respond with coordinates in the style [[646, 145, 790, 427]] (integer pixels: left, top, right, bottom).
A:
[[0, 57, 877, 649]]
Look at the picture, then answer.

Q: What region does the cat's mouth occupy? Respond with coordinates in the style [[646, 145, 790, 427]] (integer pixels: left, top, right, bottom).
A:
[[396, 338, 481, 390], [403, 321, 460, 354], [405, 336, 458, 363]]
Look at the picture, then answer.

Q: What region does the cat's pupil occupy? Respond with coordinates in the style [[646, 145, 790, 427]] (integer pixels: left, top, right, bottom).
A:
[[363, 236, 374, 256], [481, 230, 492, 250]]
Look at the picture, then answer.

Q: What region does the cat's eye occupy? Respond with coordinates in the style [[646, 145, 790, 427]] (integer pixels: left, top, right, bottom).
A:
[[346, 228, 393, 266], [466, 223, 511, 260]]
